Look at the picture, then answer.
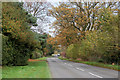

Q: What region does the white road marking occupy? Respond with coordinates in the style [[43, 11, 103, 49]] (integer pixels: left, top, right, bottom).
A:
[[89, 72, 103, 78], [76, 68, 85, 71]]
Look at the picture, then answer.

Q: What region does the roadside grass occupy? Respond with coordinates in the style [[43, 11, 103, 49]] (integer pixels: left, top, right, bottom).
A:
[[2, 58, 51, 78], [0, 67, 2, 79], [59, 57, 120, 71], [35, 57, 48, 60]]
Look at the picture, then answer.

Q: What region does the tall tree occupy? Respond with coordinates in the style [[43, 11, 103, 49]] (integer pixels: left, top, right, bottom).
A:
[[49, 2, 119, 47], [2, 2, 39, 66]]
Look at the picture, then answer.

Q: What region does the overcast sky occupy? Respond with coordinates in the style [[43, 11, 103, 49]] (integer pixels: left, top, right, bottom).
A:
[[29, 2, 59, 37]]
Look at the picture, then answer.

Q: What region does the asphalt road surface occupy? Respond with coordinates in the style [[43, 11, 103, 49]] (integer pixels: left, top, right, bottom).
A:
[[47, 57, 118, 78]]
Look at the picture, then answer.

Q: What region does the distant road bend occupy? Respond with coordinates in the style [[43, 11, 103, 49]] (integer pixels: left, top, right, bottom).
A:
[[47, 57, 118, 78]]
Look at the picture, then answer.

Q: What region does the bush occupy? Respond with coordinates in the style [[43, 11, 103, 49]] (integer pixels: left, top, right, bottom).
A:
[[65, 28, 119, 64], [2, 35, 14, 66], [2, 35, 32, 66], [30, 49, 42, 59], [66, 44, 80, 59], [78, 29, 119, 63], [78, 31, 111, 61]]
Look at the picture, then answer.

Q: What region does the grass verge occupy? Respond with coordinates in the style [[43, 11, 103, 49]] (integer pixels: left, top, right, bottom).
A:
[[59, 57, 120, 71], [2, 57, 51, 78], [0, 66, 2, 79], [35, 57, 48, 60]]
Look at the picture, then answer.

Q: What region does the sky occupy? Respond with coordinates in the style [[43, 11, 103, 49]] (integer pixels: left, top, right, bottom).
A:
[[28, 2, 59, 37], [41, 2, 58, 36]]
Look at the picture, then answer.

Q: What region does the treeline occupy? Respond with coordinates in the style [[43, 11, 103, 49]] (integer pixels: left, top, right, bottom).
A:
[[2, 2, 52, 66], [49, 2, 120, 64]]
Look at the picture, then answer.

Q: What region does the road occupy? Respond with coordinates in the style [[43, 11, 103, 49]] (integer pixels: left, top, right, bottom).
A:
[[47, 57, 118, 78]]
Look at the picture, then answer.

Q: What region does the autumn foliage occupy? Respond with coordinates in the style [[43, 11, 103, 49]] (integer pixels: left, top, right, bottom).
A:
[[49, 2, 119, 64], [2, 2, 40, 66]]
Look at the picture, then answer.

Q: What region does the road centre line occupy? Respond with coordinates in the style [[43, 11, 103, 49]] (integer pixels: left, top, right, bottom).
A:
[[64, 63, 73, 67], [88, 72, 103, 78], [64, 63, 85, 71], [76, 68, 85, 71]]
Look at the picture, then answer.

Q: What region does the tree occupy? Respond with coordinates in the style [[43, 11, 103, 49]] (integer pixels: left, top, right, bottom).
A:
[[49, 2, 119, 64], [66, 6, 119, 63], [49, 2, 118, 47], [2, 2, 39, 66]]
